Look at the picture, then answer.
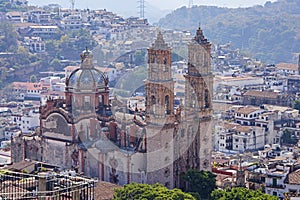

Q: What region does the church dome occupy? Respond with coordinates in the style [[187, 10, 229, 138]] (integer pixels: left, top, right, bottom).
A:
[[67, 49, 108, 90]]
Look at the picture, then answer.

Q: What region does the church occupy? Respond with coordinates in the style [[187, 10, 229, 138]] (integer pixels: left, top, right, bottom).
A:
[[12, 27, 213, 189]]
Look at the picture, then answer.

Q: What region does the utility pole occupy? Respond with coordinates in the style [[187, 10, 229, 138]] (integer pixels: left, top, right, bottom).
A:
[[189, 0, 194, 8], [70, 0, 75, 10], [138, 0, 145, 19]]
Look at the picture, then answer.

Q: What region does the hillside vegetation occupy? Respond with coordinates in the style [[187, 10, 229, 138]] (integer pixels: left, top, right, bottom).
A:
[[158, 0, 300, 64]]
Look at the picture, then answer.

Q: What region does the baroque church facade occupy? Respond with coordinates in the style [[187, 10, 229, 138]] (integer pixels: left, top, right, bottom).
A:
[[12, 27, 213, 189]]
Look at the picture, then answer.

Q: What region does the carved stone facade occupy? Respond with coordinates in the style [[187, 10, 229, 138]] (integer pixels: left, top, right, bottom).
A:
[[11, 28, 213, 189], [174, 27, 213, 189]]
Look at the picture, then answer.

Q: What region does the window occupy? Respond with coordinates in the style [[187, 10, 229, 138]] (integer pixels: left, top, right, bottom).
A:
[[165, 95, 170, 114], [84, 96, 91, 110], [151, 96, 156, 105], [84, 96, 90, 103], [98, 95, 103, 104], [204, 89, 210, 108]]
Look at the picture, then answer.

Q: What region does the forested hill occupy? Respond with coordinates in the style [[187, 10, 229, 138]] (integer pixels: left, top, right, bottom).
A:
[[158, 0, 300, 64]]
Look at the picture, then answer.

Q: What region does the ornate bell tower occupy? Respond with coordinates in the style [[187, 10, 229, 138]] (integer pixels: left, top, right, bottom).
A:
[[185, 27, 212, 112], [184, 27, 213, 171], [145, 32, 176, 188], [174, 28, 213, 189], [145, 31, 174, 123]]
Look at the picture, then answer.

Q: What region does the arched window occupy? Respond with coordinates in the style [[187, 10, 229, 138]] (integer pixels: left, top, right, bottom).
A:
[[165, 95, 170, 114], [204, 89, 210, 108], [151, 96, 156, 105], [98, 95, 103, 104], [151, 95, 156, 113], [191, 91, 196, 108], [163, 58, 168, 72]]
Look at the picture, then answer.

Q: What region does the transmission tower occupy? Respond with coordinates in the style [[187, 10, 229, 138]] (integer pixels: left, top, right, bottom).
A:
[[70, 0, 75, 10], [138, 0, 145, 19], [189, 0, 194, 8]]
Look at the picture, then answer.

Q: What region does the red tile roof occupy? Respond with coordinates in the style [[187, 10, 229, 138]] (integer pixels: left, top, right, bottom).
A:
[[276, 63, 298, 71], [286, 169, 300, 185], [94, 181, 121, 200], [243, 90, 279, 99], [236, 106, 261, 115]]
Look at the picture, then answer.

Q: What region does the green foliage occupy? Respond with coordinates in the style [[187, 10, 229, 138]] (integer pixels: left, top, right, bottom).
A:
[[113, 183, 196, 200], [49, 58, 62, 71], [0, 22, 19, 52], [183, 170, 216, 199], [30, 75, 37, 83], [0, 1, 27, 12], [294, 100, 300, 111], [210, 187, 278, 200], [45, 29, 97, 60], [158, 0, 300, 63], [281, 129, 298, 145]]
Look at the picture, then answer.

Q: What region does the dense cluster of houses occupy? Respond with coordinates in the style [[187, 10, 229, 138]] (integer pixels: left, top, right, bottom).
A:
[[0, 1, 300, 199]]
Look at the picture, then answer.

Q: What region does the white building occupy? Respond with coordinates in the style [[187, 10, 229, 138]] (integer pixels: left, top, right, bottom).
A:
[[215, 122, 265, 153], [265, 164, 290, 199], [232, 125, 265, 152], [234, 106, 265, 126], [12, 82, 41, 101], [61, 13, 83, 30], [20, 108, 39, 134]]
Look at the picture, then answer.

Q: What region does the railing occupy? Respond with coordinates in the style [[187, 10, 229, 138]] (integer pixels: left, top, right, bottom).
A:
[[247, 178, 263, 184], [266, 183, 285, 189], [0, 170, 95, 199]]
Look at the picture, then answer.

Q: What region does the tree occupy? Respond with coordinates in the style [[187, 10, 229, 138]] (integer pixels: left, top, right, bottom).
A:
[[30, 75, 37, 83], [0, 22, 19, 52], [113, 183, 195, 200], [281, 129, 298, 145], [210, 187, 278, 200], [49, 58, 62, 71], [294, 100, 300, 111], [183, 170, 216, 199]]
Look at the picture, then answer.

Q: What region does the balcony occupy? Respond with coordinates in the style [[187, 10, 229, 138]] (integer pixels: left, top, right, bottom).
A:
[[247, 178, 263, 184], [266, 184, 286, 189]]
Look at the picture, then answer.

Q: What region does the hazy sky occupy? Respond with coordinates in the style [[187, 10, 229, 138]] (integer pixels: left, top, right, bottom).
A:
[[28, 0, 278, 10]]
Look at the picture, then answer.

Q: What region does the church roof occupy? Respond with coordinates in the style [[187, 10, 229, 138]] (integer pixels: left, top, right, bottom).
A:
[[151, 31, 169, 50], [193, 27, 209, 44]]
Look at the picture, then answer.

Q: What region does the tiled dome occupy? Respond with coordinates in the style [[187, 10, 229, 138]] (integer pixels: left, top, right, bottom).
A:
[[67, 49, 107, 90]]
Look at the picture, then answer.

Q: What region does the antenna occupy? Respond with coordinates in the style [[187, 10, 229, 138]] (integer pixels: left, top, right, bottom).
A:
[[70, 0, 75, 10], [189, 0, 194, 8], [138, 0, 145, 19]]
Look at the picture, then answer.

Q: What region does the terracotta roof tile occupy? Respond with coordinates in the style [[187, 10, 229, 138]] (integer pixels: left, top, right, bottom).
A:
[[94, 181, 121, 200], [276, 63, 298, 71], [235, 125, 252, 133], [12, 82, 42, 91], [286, 169, 300, 185], [243, 90, 279, 99], [224, 122, 240, 130], [236, 106, 261, 115]]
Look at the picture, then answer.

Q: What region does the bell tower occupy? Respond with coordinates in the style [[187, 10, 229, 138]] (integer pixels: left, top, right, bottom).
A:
[[173, 27, 213, 188], [145, 32, 176, 188], [145, 31, 174, 123], [184, 27, 213, 172], [185, 27, 212, 112]]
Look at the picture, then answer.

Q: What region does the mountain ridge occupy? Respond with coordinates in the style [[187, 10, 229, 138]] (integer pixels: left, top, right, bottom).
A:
[[158, 0, 300, 64]]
